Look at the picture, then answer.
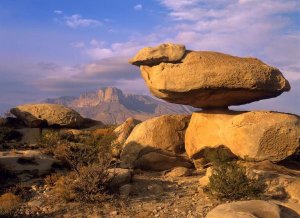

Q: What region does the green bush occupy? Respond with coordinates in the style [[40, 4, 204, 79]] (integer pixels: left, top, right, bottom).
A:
[[205, 161, 266, 200]]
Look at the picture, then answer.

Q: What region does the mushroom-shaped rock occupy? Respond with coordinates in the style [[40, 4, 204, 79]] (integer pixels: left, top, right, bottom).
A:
[[185, 110, 300, 162], [129, 43, 186, 66], [130, 44, 290, 108], [10, 103, 84, 128]]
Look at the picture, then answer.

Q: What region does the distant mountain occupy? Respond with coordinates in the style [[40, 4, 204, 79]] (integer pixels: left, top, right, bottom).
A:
[[44, 87, 194, 124]]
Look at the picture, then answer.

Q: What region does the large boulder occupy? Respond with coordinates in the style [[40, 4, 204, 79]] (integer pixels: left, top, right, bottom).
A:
[[206, 200, 300, 218], [185, 110, 300, 162], [113, 117, 141, 146], [120, 115, 192, 170], [10, 103, 84, 128], [129, 43, 186, 66], [130, 44, 290, 108]]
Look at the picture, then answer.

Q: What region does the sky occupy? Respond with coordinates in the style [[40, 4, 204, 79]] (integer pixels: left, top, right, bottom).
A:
[[0, 0, 299, 114]]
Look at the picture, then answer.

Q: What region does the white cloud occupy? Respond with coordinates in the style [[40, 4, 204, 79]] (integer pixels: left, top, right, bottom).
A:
[[64, 14, 102, 28], [71, 41, 85, 48], [134, 4, 143, 11], [53, 10, 63, 15]]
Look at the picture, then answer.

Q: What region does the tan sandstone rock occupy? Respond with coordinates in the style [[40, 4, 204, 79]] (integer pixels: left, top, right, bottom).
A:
[[11, 103, 84, 128], [206, 200, 299, 218], [185, 110, 300, 162], [120, 114, 192, 170], [130, 44, 290, 108], [129, 43, 186, 66], [114, 117, 141, 145]]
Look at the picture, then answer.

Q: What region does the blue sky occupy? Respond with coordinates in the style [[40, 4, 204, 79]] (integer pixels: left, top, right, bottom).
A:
[[0, 0, 299, 114]]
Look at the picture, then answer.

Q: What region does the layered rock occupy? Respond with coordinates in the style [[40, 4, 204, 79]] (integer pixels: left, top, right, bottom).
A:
[[185, 110, 300, 162], [130, 43, 290, 108], [10, 103, 84, 128], [120, 115, 192, 171]]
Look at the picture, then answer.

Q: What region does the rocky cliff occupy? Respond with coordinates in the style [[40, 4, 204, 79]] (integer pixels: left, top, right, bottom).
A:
[[44, 87, 193, 124]]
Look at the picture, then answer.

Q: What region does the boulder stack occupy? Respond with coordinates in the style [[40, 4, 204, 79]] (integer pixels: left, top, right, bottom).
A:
[[129, 43, 300, 164]]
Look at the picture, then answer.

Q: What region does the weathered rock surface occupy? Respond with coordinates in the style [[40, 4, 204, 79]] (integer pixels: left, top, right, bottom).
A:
[[16, 128, 41, 144], [134, 151, 192, 171], [120, 115, 192, 170], [130, 44, 290, 108], [185, 110, 300, 162], [0, 150, 59, 181], [108, 168, 132, 192], [206, 200, 300, 218], [129, 43, 186, 66], [11, 103, 84, 128], [114, 117, 141, 145]]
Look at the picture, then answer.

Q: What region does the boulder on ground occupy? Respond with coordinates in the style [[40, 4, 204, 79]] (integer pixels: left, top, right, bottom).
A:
[[114, 117, 141, 146], [10, 103, 84, 128], [130, 44, 290, 108], [185, 110, 300, 162], [206, 200, 299, 218], [129, 43, 186, 66], [120, 115, 192, 170]]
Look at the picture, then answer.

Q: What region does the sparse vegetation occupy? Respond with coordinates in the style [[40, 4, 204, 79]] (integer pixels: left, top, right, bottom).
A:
[[0, 192, 21, 217], [40, 128, 116, 203], [204, 148, 266, 201]]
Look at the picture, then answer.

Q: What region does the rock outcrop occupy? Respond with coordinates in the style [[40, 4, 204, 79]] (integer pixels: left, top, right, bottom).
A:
[[10, 103, 84, 128], [206, 200, 299, 218], [130, 43, 290, 108], [185, 110, 300, 162], [120, 115, 192, 170], [114, 117, 141, 146], [129, 43, 186, 66]]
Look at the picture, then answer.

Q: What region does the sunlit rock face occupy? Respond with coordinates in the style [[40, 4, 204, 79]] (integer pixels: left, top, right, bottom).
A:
[[130, 43, 290, 108], [185, 110, 300, 162]]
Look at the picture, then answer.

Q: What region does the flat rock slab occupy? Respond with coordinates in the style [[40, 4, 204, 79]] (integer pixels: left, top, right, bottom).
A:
[[11, 103, 84, 128], [130, 44, 290, 108], [0, 150, 59, 178], [206, 200, 300, 218], [185, 110, 300, 162]]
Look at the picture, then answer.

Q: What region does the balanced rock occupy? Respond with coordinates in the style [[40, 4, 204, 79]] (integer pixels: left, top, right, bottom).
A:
[[10, 103, 84, 128], [130, 43, 290, 108], [185, 110, 300, 162], [206, 200, 299, 218], [129, 43, 186, 66], [120, 114, 192, 170]]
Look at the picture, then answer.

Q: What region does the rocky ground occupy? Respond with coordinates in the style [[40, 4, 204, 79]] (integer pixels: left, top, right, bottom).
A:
[[10, 168, 217, 217]]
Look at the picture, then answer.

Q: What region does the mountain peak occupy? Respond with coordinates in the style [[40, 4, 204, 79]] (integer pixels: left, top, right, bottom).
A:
[[97, 87, 124, 102]]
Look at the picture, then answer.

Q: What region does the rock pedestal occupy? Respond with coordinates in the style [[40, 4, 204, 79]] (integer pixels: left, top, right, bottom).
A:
[[129, 43, 300, 165]]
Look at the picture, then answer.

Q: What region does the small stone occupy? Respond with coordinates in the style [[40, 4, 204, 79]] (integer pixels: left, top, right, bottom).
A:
[[110, 211, 118, 216]]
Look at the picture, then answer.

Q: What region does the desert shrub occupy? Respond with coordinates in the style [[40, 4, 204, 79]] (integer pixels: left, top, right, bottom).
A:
[[44, 173, 63, 187], [53, 164, 111, 203], [205, 161, 266, 201], [0, 192, 21, 216], [202, 146, 236, 165]]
